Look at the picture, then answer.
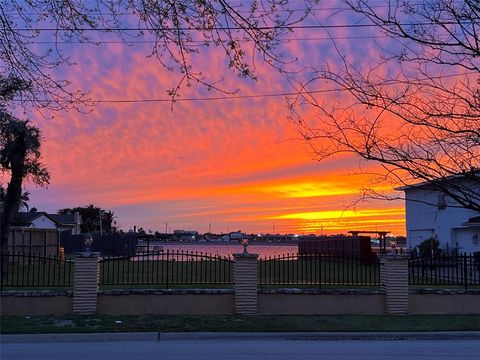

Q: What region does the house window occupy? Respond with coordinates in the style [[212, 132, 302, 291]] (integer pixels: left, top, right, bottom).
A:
[[473, 234, 479, 245]]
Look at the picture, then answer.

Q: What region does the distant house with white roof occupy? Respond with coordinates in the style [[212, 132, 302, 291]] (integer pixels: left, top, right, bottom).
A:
[[12, 211, 82, 235], [3, 211, 81, 256], [397, 174, 480, 253]]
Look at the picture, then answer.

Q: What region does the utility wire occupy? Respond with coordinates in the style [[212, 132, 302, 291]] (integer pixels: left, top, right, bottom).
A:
[[2, 0, 469, 17], [0, 2, 420, 17], [8, 21, 469, 32], [25, 34, 387, 45], [12, 89, 332, 104], [12, 71, 476, 104]]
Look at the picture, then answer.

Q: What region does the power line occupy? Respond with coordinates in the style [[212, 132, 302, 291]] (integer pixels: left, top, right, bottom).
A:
[[13, 88, 333, 104], [8, 21, 464, 32], [13, 71, 476, 104], [25, 34, 387, 45], [96, 88, 333, 103], [3, 1, 469, 18], [0, 3, 415, 17]]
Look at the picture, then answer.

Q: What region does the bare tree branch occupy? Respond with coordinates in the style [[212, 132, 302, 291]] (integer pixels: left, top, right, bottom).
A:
[[289, 0, 480, 212], [0, 0, 318, 111]]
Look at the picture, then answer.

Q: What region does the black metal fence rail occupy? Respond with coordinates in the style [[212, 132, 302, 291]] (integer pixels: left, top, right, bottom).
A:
[[258, 253, 380, 288], [4, 250, 478, 291], [409, 253, 480, 289], [0, 252, 73, 289], [99, 250, 234, 288]]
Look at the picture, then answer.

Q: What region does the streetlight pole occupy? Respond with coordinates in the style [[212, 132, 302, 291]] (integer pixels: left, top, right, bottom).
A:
[[99, 209, 102, 236]]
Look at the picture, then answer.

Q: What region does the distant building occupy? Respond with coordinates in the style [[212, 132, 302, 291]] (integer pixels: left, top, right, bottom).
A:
[[173, 229, 199, 242], [254, 233, 307, 243], [397, 175, 480, 253], [203, 233, 223, 242], [225, 231, 245, 242], [0, 210, 81, 256]]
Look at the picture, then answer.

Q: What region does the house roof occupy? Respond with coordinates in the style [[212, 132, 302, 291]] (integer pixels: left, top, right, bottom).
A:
[[462, 216, 480, 228], [12, 212, 79, 227], [48, 213, 78, 226], [11, 212, 56, 226], [395, 171, 480, 192]]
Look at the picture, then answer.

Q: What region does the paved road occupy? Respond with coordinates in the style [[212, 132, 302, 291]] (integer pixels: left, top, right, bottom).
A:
[[2, 335, 480, 360]]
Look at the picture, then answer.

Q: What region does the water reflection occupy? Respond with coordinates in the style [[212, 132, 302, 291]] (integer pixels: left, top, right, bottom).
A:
[[158, 243, 298, 258]]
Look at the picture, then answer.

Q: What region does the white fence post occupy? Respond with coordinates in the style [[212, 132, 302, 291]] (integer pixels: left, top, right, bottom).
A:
[[380, 254, 409, 315], [73, 252, 100, 314], [233, 251, 258, 315]]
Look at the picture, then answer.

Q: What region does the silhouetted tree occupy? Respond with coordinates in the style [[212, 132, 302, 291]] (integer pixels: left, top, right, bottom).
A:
[[102, 210, 117, 233], [0, 77, 50, 256], [58, 204, 116, 234], [0, 187, 30, 211], [18, 191, 30, 212], [417, 237, 441, 257]]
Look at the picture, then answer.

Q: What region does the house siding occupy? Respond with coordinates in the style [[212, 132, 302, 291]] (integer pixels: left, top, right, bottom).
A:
[[31, 215, 57, 230], [404, 181, 480, 252]]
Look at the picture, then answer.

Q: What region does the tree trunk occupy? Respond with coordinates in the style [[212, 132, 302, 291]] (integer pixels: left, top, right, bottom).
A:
[[0, 138, 26, 279]]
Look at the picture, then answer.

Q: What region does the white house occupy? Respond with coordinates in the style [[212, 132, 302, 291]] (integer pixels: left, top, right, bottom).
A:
[[397, 175, 480, 253], [12, 211, 82, 235]]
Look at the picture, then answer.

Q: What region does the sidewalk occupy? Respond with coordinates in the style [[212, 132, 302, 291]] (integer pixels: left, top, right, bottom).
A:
[[2, 331, 480, 343]]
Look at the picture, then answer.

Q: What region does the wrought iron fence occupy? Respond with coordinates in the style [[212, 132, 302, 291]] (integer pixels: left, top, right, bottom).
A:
[[0, 252, 73, 289], [99, 250, 234, 288], [5, 249, 478, 291], [409, 253, 480, 289], [258, 253, 380, 288]]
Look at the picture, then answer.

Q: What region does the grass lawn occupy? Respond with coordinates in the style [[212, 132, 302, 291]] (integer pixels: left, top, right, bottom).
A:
[[1, 314, 479, 334]]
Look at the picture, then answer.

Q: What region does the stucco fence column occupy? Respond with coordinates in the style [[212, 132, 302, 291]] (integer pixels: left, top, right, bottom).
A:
[[233, 251, 258, 315], [380, 253, 409, 315], [73, 252, 101, 314]]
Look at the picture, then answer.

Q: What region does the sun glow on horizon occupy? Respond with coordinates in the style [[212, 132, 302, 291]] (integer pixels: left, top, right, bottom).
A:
[[262, 181, 392, 199], [269, 208, 406, 235], [265, 182, 358, 198], [271, 208, 405, 220]]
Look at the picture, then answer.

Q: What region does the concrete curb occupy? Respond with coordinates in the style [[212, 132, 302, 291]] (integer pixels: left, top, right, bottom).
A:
[[1, 332, 159, 343], [158, 331, 480, 341], [2, 331, 480, 343]]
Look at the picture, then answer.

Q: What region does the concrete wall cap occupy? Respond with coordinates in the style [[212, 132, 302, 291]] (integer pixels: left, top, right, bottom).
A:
[[75, 252, 101, 258], [411, 288, 480, 295], [379, 254, 410, 260], [258, 288, 382, 295], [0, 290, 73, 297], [233, 252, 259, 258], [99, 288, 234, 295]]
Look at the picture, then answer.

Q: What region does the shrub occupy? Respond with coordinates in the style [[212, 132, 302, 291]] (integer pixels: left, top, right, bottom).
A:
[[417, 237, 440, 257]]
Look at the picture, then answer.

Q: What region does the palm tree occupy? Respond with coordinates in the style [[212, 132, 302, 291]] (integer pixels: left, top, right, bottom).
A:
[[0, 76, 50, 258], [0, 187, 30, 212], [19, 191, 30, 212], [103, 210, 117, 233]]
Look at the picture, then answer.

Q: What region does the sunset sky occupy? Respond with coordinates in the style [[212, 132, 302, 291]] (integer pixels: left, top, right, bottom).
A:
[[15, 1, 408, 235]]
